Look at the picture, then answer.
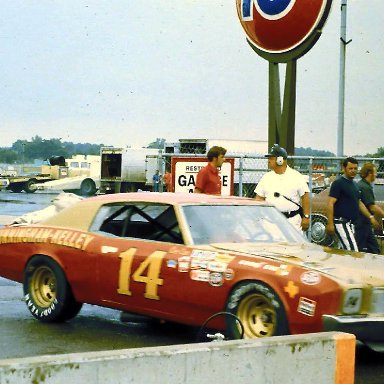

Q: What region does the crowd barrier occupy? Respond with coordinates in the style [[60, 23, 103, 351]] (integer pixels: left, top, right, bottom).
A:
[[0, 332, 355, 384]]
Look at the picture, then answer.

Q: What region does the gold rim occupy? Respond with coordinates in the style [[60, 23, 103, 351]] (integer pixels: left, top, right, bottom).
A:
[[30, 266, 57, 308], [236, 293, 277, 338]]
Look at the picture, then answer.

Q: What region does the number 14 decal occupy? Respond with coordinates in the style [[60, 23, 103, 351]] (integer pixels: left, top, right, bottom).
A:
[[117, 248, 166, 300]]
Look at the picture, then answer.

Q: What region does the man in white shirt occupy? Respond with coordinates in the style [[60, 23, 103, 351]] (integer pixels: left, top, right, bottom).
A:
[[255, 144, 310, 232]]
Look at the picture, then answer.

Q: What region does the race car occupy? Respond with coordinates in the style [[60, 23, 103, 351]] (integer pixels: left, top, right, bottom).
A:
[[1, 192, 384, 349]]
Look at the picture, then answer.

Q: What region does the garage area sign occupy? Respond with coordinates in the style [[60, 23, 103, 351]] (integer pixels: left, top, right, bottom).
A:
[[171, 157, 234, 195]]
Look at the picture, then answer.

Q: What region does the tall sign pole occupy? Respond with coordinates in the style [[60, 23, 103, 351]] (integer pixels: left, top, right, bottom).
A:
[[337, 0, 351, 157], [236, 0, 333, 155]]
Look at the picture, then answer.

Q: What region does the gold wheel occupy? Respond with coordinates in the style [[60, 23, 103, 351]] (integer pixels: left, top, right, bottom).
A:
[[237, 293, 277, 338], [30, 266, 57, 308]]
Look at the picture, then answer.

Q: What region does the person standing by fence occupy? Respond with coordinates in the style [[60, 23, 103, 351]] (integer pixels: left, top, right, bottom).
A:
[[194, 146, 227, 195], [326, 157, 379, 251], [254, 144, 310, 232], [163, 170, 173, 192], [354, 162, 384, 253]]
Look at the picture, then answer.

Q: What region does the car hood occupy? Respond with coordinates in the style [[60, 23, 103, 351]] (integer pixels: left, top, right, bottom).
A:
[[209, 242, 384, 286]]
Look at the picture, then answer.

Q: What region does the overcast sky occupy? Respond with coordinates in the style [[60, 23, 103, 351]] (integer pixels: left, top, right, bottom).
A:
[[0, 1, 382, 155]]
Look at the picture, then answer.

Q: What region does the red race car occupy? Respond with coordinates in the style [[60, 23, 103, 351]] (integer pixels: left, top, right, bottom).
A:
[[1, 192, 384, 349]]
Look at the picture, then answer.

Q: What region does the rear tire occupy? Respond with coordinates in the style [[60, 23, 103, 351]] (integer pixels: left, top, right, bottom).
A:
[[23, 256, 82, 323], [23, 178, 37, 193], [225, 281, 289, 339]]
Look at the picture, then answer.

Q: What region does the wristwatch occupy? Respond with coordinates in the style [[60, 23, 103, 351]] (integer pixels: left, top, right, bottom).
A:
[[303, 214, 310, 219]]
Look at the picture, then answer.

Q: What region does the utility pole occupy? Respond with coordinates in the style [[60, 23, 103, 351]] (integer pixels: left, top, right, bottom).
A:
[[337, 0, 352, 157]]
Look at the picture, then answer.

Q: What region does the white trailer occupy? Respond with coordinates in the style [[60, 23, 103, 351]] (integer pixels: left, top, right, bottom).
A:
[[34, 155, 101, 196], [100, 147, 160, 194]]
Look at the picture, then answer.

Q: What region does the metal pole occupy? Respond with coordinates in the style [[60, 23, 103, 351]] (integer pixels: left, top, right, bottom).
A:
[[307, 157, 313, 241], [238, 156, 243, 197], [337, 0, 350, 157]]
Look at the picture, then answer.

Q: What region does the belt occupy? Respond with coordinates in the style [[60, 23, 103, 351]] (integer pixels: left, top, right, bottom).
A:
[[334, 217, 353, 224], [282, 209, 301, 218]]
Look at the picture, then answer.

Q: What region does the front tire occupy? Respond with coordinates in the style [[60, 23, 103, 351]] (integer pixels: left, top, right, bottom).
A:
[[225, 281, 289, 339], [23, 256, 82, 323]]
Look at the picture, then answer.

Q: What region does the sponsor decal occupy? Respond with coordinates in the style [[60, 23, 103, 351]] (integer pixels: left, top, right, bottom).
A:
[[284, 281, 299, 299], [0, 227, 94, 251], [190, 257, 208, 270], [263, 264, 291, 276], [207, 261, 227, 273], [209, 272, 224, 287], [178, 256, 190, 272], [191, 250, 217, 259], [224, 268, 235, 280], [166, 260, 177, 269], [300, 271, 321, 285], [297, 297, 316, 317], [239, 260, 265, 269], [101, 246, 118, 254], [190, 269, 210, 282], [25, 293, 58, 318], [239, 260, 291, 276]]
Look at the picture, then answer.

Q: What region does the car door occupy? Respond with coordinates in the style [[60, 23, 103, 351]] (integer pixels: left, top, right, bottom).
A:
[[88, 201, 196, 320]]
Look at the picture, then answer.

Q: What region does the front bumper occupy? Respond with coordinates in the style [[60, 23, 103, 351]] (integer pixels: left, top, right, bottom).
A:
[[323, 314, 384, 343]]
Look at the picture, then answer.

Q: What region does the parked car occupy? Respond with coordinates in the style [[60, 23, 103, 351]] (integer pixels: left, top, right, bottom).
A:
[[310, 184, 384, 248], [1, 192, 384, 350]]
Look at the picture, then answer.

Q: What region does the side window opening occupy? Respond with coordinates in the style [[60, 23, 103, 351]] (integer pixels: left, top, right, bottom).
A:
[[90, 203, 183, 244]]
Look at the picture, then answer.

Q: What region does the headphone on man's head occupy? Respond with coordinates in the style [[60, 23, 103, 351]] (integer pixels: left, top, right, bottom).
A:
[[276, 156, 284, 166], [268, 144, 286, 166]]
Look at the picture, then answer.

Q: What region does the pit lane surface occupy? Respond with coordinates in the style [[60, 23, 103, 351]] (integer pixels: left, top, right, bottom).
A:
[[0, 190, 383, 383]]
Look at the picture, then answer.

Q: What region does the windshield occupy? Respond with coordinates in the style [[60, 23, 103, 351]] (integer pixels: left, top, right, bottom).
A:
[[182, 205, 307, 245]]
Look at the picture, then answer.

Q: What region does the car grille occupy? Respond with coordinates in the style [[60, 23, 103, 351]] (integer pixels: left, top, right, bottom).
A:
[[371, 288, 384, 314]]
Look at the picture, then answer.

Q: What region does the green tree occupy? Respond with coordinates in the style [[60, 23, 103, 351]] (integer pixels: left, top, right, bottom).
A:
[[0, 148, 18, 163], [9, 137, 103, 162], [294, 147, 335, 156]]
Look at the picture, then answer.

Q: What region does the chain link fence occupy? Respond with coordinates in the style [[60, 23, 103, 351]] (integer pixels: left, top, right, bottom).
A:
[[154, 153, 384, 197], [149, 152, 384, 250]]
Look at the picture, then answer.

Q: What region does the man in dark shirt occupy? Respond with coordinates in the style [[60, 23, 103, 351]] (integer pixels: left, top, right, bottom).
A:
[[326, 157, 379, 251], [355, 163, 384, 253]]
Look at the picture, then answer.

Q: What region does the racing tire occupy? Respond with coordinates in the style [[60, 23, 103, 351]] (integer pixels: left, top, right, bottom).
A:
[[80, 178, 97, 196], [23, 256, 83, 323], [225, 281, 289, 339], [23, 178, 37, 193]]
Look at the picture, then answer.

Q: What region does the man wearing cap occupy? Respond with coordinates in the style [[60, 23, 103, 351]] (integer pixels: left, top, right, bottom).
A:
[[254, 144, 310, 232]]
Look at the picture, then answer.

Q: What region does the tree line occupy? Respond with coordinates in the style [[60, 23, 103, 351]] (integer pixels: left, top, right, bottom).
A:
[[0, 136, 104, 164]]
